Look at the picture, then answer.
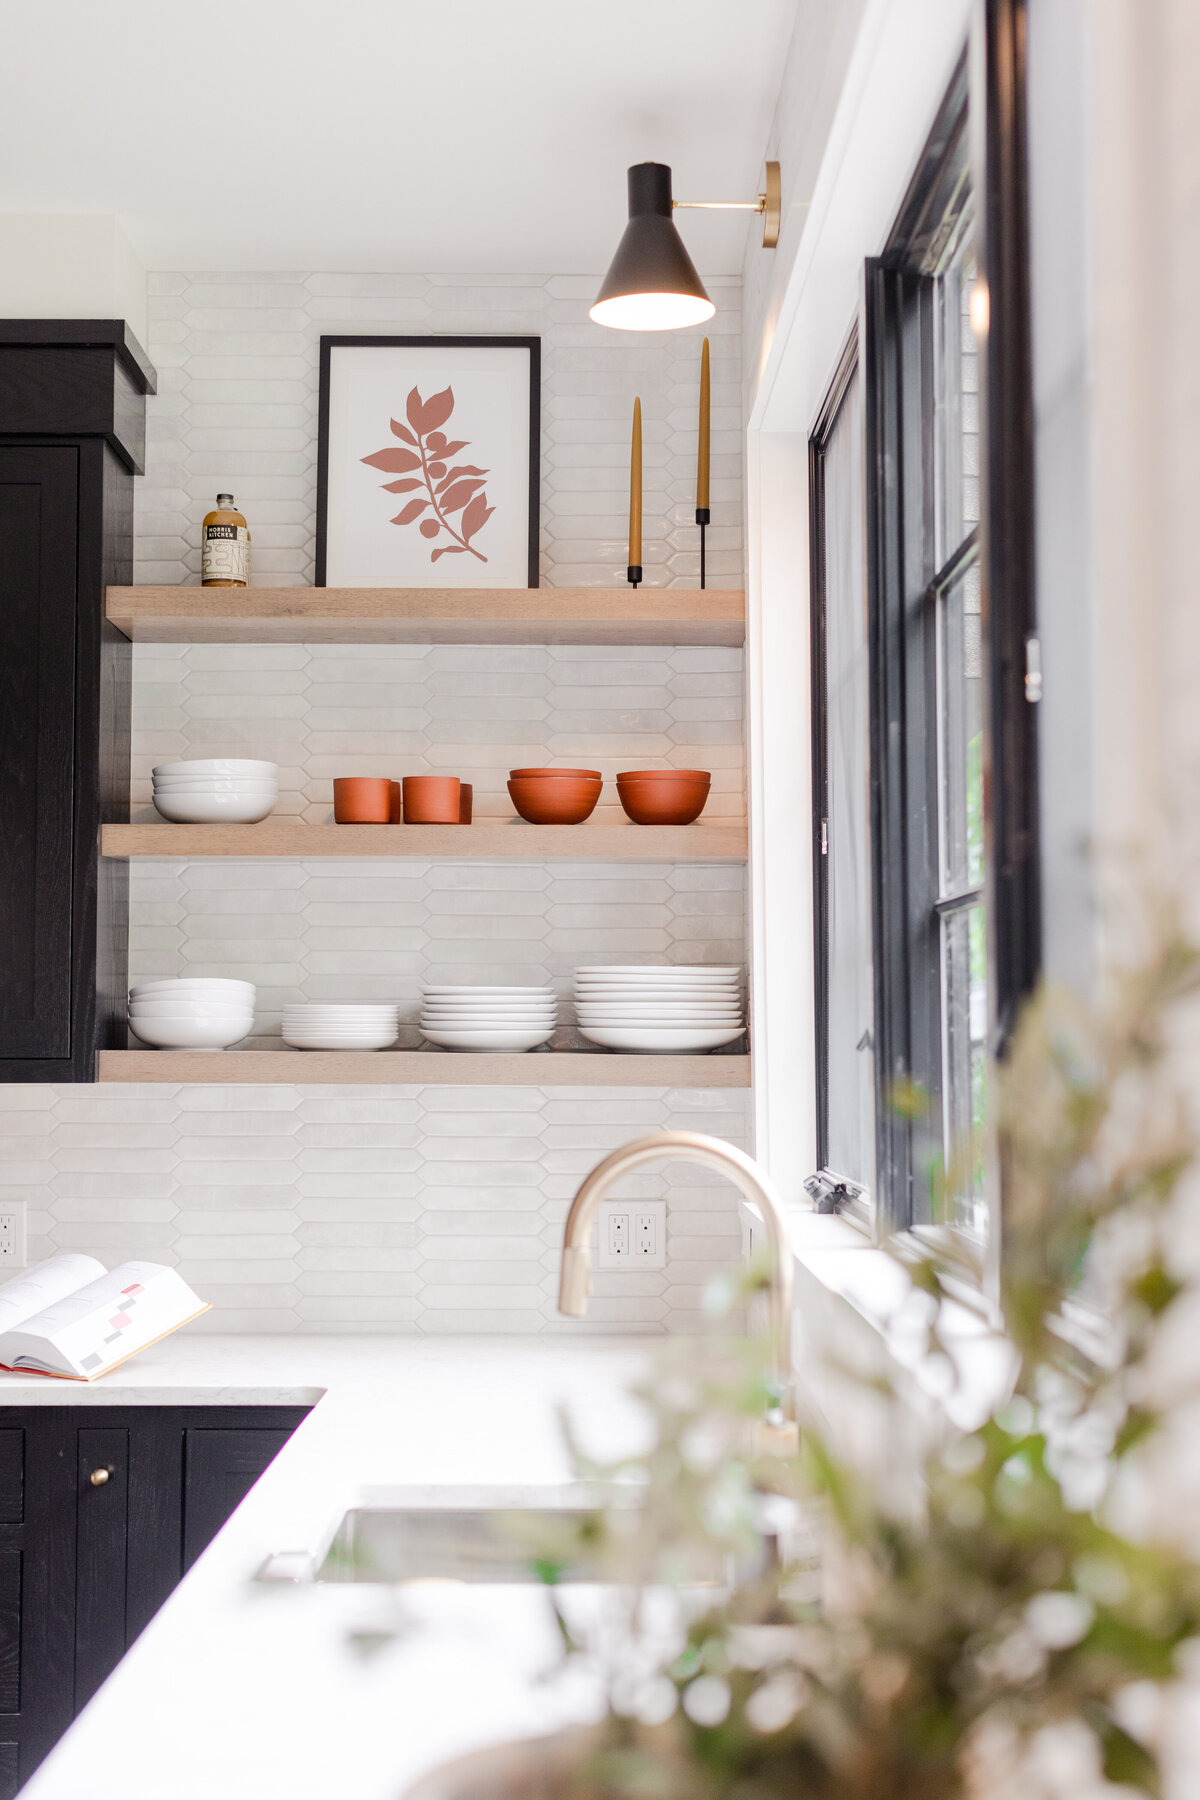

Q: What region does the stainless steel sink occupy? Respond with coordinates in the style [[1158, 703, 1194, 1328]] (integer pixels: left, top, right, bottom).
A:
[[316, 1506, 600, 1585]]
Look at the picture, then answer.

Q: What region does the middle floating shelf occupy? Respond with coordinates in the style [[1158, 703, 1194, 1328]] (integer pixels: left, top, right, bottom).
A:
[[100, 821, 748, 861]]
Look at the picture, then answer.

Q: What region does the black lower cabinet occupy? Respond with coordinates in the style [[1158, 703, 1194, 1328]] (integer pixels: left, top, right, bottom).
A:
[[0, 1404, 309, 1797]]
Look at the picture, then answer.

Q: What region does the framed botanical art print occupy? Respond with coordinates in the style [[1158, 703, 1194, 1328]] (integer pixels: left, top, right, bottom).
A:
[[316, 335, 540, 587]]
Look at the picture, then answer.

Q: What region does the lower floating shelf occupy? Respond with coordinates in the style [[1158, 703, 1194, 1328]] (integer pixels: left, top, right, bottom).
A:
[[96, 1050, 752, 1087]]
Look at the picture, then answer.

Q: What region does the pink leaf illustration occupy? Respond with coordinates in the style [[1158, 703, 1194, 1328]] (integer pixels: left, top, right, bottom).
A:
[[362, 446, 421, 474], [410, 385, 454, 434], [438, 464, 488, 486], [391, 498, 428, 525], [439, 479, 483, 516], [367, 385, 492, 565], [460, 493, 493, 542]]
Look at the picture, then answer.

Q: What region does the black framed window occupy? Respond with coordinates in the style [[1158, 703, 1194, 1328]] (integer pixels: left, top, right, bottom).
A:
[[810, 19, 1039, 1247]]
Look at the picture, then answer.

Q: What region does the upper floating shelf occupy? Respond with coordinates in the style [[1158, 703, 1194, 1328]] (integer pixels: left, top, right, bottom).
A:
[[105, 585, 745, 647], [100, 821, 748, 861]]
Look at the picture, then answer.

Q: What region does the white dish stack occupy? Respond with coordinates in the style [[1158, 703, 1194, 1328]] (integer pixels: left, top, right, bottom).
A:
[[420, 986, 557, 1052], [573, 965, 746, 1053], [128, 978, 256, 1049], [152, 759, 278, 823], [282, 1005, 400, 1051]]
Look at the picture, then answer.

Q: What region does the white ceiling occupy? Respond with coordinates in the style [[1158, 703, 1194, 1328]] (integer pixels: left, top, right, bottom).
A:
[[0, 0, 796, 273]]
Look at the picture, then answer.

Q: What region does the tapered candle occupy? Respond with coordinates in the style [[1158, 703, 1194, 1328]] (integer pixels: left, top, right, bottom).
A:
[[696, 338, 710, 589], [627, 396, 642, 587], [696, 337, 710, 514]]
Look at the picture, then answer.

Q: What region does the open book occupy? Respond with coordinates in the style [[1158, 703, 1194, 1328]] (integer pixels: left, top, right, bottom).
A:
[[0, 1255, 210, 1381]]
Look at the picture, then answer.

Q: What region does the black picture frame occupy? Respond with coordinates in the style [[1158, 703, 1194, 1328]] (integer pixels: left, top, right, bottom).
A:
[[315, 334, 541, 588]]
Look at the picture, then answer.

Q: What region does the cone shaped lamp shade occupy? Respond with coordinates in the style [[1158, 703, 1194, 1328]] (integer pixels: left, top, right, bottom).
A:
[[590, 164, 716, 332]]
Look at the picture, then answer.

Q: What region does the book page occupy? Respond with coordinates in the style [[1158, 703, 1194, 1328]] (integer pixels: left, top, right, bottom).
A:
[[0, 1254, 106, 1336]]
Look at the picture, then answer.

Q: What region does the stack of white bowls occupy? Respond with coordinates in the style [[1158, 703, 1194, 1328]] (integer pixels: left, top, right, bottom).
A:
[[128, 978, 256, 1050], [573, 965, 746, 1053], [152, 759, 278, 823], [282, 1004, 399, 1051], [420, 986, 557, 1052]]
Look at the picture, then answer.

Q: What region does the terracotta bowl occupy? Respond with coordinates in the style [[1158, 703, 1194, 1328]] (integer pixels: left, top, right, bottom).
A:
[[616, 769, 711, 826], [508, 767, 603, 781], [402, 776, 464, 824], [333, 777, 392, 823], [508, 774, 602, 825]]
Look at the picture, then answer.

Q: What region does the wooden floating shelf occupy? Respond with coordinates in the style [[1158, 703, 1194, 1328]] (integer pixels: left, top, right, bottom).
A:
[[97, 1050, 751, 1088], [106, 585, 745, 647], [100, 821, 747, 861]]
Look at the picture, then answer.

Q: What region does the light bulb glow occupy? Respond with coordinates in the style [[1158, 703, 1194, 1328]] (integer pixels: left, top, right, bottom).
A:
[[589, 292, 716, 332]]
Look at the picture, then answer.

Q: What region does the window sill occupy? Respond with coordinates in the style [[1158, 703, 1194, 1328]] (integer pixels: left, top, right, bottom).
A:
[[740, 1201, 1016, 1428]]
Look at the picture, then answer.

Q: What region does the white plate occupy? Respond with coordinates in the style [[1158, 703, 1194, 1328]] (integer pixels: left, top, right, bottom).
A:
[[573, 966, 742, 978], [153, 759, 278, 777], [419, 1026, 555, 1052], [421, 1019, 556, 1031], [420, 1003, 558, 1015], [575, 993, 741, 1008], [421, 987, 554, 998], [154, 794, 276, 823], [576, 1011, 744, 1025], [282, 1034, 398, 1050], [577, 1025, 746, 1053]]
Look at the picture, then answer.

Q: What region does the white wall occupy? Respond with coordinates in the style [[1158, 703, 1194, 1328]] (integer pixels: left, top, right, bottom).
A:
[[0, 215, 147, 345]]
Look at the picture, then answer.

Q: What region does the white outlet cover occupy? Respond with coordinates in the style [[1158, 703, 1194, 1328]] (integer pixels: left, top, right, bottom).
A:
[[0, 1202, 27, 1269], [597, 1199, 666, 1271]]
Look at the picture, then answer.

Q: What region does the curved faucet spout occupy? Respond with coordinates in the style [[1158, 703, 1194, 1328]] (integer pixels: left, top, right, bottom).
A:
[[558, 1130, 794, 1408]]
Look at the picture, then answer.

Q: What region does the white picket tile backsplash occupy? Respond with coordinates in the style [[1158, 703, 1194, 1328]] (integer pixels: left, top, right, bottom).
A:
[[136, 270, 743, 589], [1, 1084, 749, 1334]]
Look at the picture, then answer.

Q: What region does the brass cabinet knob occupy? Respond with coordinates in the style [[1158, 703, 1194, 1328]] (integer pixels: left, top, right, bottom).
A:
[[89, 1468, 110, 1487]]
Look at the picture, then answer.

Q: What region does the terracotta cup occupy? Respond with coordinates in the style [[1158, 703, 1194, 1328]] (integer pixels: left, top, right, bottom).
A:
[[402, 775, 463, 824], [333, 776, 392, 823], [458, 783, 473, 824]]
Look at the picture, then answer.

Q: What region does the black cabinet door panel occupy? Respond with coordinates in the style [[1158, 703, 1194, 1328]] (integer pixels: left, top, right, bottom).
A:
[[182, 1428, 295, 1572], [0, 446, 78, 1058], [74, 1427, 128, 1712]]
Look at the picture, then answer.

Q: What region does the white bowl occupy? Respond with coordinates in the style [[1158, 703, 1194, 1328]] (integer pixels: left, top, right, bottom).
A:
[[129, 1016, 254, 1049], [574, 984, 740, 999], [421, 1018, 557, 1031], [154, 792, 277, 824], [153, 759, 278, 778], [419, 1026, 555, 1052], [131, 978, 256, 999], [577, 1025, 746, 1053], [129, 1008, 255, 1022]]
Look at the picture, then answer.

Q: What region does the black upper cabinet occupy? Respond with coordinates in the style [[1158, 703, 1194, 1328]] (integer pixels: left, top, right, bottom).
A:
[[0, 322, 155, 1081]]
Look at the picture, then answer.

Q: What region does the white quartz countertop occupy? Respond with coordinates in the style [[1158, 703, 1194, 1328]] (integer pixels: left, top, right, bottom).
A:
[[17, 1334, 657, 1800]]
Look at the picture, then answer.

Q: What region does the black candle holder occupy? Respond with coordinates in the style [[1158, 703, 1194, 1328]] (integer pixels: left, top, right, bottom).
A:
[[627, 564, 643, 589], [695, 507, 710, 590]]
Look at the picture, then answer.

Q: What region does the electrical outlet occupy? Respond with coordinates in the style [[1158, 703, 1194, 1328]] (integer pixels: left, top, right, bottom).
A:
[[598, 1199, 665, 1270], [0, 1204, 27, 1268]]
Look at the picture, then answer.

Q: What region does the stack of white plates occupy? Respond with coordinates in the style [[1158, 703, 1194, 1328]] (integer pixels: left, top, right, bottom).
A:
[[420, 986, 557, 1052], [282, 1005, 399, 1051], [153, 759, 278, 823], [128, 978, 256, 1050], [573, 965, 745, 1053]]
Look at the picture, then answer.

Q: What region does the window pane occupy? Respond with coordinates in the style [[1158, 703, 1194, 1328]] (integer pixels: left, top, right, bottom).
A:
[[942, 903, 988, 1237], [823, 370, 875, 1192], [938, 559, 984, 896], [935, 230, 980, 563]]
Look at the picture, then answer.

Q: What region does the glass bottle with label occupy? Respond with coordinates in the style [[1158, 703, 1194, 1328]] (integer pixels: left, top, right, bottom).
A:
[[201, 493, 250, 587]]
